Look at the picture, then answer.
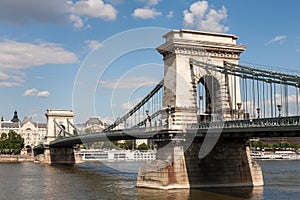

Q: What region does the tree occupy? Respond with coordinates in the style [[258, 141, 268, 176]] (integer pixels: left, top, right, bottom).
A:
[[0, 130, 24, 154], [137, 143, 149, 151], [1, 132, 7, 140], [250, 141, 264, 149]]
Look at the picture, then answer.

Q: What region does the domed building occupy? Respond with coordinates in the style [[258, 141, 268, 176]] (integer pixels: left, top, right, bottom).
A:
[[76, 117, 104, 134], [0, 111, 47, 152]]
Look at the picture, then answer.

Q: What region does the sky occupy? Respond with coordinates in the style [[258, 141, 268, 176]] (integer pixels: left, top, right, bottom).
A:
[[0, 0, 300, 124]]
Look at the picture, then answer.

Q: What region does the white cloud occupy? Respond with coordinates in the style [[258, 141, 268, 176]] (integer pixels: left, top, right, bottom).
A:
[[100, 116, 114, 125], [183, 1, 229, 33], [0, 81, 22, 87], [69, 14, 84, 28], [132, 8, 162, 19], [166, 11, 174, 19], [0, 72, 25, 88], [147, 0, 160, 6], [265, 35, 287, 46], [0, 39, 78, 71], [99, 76, 159, 89], [137, 0, 160, 6], [0, 72, 9, 80], [0, 0, 69, 25], [37, 91, 50, 97], [0, 0, 117, 29], [121, 98, 143, 110], [107, 0, 124, 4], [23, 88, 50, 97], [69, 0, 118, 28], [85, 40, 103, 50], [23, 88, 38, 96]]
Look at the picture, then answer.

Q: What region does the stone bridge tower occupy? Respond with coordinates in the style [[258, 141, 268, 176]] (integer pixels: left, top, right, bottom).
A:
[[35, 109, 78, 164], [157, 29, 247, 128], [137, 29, 263, 190], [45, 109, 75, 145]]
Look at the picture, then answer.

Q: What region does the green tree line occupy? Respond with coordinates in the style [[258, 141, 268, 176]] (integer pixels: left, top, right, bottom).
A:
[[0, 130, 24, 154], [251, 141, 300, 150]]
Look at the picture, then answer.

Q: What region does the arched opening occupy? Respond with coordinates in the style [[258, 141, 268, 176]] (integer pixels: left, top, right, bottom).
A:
[[26, 145, 32, 154], [197, 75, 221, 122], [60, 125, 66, 130]]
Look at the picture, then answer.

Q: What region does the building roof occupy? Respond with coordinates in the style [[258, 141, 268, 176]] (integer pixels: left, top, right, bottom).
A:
[[11, 110, 20, 122], [1, 122, 20, 128], [85, 117, 103, 126], [38, 123, 47, 129], [21, 116, 33, 125]]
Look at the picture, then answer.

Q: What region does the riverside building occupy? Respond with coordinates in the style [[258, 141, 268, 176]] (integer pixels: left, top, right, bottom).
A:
[[0, 111, 47, 152]]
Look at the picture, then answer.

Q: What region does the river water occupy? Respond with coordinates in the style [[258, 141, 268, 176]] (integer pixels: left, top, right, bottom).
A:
[[0, 160, 299, 200]]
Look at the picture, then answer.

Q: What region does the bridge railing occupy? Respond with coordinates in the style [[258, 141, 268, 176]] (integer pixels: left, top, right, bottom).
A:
[[188, 116, 300, 130]]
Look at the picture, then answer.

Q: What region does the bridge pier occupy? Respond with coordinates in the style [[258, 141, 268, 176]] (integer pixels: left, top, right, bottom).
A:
[[34, 109, 83, 164], [45, 147, 75, 164], [34, 146, 83, 164], [137, 137, 263, 189]]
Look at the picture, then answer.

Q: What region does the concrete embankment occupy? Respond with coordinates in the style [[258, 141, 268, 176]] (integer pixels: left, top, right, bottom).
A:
[[0, 155, 34, 163]]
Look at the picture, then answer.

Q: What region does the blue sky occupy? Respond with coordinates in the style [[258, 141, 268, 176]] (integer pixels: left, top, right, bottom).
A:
[[0, 0, 300, 123]]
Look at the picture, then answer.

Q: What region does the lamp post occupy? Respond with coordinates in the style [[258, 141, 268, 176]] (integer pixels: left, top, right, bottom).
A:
[[277, 105, 282, 117], [146, 110, 151, 127], [199, 95, 203, 114], [237, 103, 242, 119], [256, 107, 260, 119]]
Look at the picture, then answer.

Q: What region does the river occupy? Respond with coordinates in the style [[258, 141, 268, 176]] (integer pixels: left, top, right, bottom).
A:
[[0, 160, 299, 200]]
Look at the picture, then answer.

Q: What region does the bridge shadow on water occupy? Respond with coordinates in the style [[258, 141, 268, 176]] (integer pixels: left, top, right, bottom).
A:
[[48, 162, 264, 199], [136, 187, 263, 200], [74, 162, 264, 200]]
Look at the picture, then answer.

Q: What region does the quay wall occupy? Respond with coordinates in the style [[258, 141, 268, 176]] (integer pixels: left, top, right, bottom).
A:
[[0, 155, 34, 163]]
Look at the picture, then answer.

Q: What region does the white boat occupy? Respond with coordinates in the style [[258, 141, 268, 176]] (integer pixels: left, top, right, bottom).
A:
[[251, 150, 300, 160], [75, 149, 156, 162]]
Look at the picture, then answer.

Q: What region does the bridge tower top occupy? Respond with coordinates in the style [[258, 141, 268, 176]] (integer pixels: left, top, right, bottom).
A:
[[157, 29, 247, 128], [45, 109, 74, 145], [157, 29, 246, 65], [163, 29, 239, 43]]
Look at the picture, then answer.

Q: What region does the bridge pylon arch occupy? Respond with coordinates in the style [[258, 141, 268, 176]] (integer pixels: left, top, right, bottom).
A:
[[44, 109, 75, 145], [157, 29, 247, 128]]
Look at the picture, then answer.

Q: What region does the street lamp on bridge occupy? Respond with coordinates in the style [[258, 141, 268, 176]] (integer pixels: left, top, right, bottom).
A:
[[256, 107, 260, 119], [199, 95, 203, 114], [277, 105, 282, 117], [237, 103, 242, 119]]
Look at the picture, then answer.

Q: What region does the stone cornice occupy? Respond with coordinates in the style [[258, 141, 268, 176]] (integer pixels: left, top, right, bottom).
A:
[[157, 39, 247, 60]]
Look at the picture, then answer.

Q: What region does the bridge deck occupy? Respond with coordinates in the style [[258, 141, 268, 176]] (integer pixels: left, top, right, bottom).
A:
[[48, 116, 300, 148]]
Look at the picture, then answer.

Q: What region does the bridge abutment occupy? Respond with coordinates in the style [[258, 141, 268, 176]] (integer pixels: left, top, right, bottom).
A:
[[137, 141, 190, 189], [35, 147, 82, 164], [137, 137, 263, 189]]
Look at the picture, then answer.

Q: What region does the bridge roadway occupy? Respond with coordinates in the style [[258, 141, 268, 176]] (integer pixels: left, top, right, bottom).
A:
[[49, 116, 300, 148]]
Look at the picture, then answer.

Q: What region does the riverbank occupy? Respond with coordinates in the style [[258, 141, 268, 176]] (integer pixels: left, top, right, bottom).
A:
[[0, 155, 34, 163]]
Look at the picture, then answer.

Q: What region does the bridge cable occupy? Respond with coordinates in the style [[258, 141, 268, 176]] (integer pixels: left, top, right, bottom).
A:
[[103, 80, 164, 132], [285, 84, 289, 116], [231, 72, 234, 119], [252, 75, 256, 118], [212, 73, 215, 118], [244, 76, 248, 117], [274, 81, 277, 117], [262, 80, 265, 118], [297, 85, 299, 116], [280, 80, 283, 116], [240, 75, 244, 119], [269, 82, 273, 117], [234, 71, 237, 119], [256, 79, 261, 118]]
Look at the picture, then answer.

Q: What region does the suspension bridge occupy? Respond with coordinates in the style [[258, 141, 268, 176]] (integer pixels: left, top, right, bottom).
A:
[[35, 29, 300, 189]]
